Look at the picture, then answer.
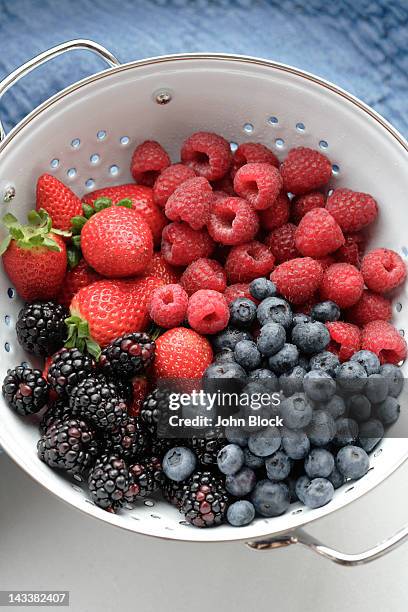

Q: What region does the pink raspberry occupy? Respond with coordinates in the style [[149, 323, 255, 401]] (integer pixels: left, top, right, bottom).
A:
[[148, 284, 188, 328], [280, 147, 332, 195], [187, 290, 230, 334], [207, 196, 259, 245], [231, 142, 279, 177], [361, 320, 407, 365], [224, 283, 258, 305], [295, 208, 345, 257], [271, 257, 323, 304], [165, 177, 213, 230], [130, 140, 170, 186], [335, 233, 366, 268], [320, 263, 364, 308], [161, 222, 215, 266], [181, 258, 227, 295], [291, 191, 325, 224], [345, 290, 392, 327], [233, 162, 283, 210], [181, 131, 232, 181], [153, 163, 196, 208], [326, 188, 378, 232], [326, 321, 361, 362], [265, 223, 299, 263], [225, 241, 275, 283], [315, 255, 336, 271], [361, 248, 407, 294], [258, 191, 290, 231]]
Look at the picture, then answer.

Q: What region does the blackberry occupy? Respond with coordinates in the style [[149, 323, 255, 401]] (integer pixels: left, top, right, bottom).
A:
[[39, 400, 72, 434], [37, 417, 99, 480], [189, 428, 226, 466], [47, 348, 94, 397], [129, 456, 164, 497], [108, 377, 133, 404], [151, 435, 183, 459], [104, 416, 151, 460], [88, 454, 133, 510], [161, 477, 186, 509], [140, 388, 171, 436], [16, 301, 69, 357], [99, 333, 155, 379], [181, 471, 229, 528], [70, 374, 128, 432], [2, 366, 49, 415]]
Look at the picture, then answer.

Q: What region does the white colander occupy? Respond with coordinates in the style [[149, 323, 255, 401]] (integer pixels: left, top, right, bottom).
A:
[[1, 40, 408, 565]]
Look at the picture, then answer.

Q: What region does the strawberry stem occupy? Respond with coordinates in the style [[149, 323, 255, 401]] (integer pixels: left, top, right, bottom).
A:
[[65, 315, 101, 361], [0, 208, 69, 256]]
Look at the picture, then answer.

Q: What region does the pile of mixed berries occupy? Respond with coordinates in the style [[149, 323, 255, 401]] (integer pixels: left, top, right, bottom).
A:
[[1, 131, 406, 529]]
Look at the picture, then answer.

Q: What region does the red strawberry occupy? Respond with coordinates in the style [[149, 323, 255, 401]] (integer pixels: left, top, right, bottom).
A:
[[1, 209, 67, 301], [57, 258, 101, 308], [82, 184, 166, 245], [36, 174, 82, 231], [144, 252, 181, 284], [153, 327, 213, 379], [80, 206, 153, 277]]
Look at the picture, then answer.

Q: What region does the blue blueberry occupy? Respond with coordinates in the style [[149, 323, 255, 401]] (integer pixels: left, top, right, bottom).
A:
[[251, 480, 290, 517], [248, 368, 279, 392], [309, 351, 340, 377], [302, 478, 334, 509], [295, 475, 311, 504], [336, 361, 367, 394], [265, 450, 292, 481], [292, 313, 311, 327], [358, 418, 384, 452], [239, 381, 280, 428], [268, 343, 299, 374], [334, 417, 359, 446], [327, 466, 345, 489], [365, 373, 389, 404], [243, 447, 265, 469], [281, 428, 310, 459], [304, 448, 335, 478], [280, 366, 306, 397], [212, 327, 253, 352], [162, 447, 197, 482], [336, 445, 369, 479], [375, 396, 400, 425], [257, 297, 293, 329], [229, 298, 257, 329], [311, 301, 340, 323], [225, 467, 257, 497], [298, 354, 311, 371], [306, 410, 336, 446], [225, 426, 249, 447], [347, 394, 371, 422], [303, 370, 336, 402], [214, 348, 236, 364], [234, 340, 262, 370], [248, 427, 281, 457], [287, 476, 299, 502], [350, 350, 380, 375], [379, 364, 404, 398], [227, 500, 256, 526], [318, 394, 346, 419], [257, 322, 286, 356], [217, 444, 245, 475], [203, 361, 247, 395], [280, 392, 313, 430], [249, 278, 278, 300], [291, 321, 330, 355]]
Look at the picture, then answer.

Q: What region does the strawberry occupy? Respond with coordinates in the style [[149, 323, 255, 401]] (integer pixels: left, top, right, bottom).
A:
[[57, 258, 101, 308], [82, 184, 167, 245], [145, 252, 181, 284], [1, 209, 67, 301], [153, 327, 213, 379], [36, 174, 82, 231]]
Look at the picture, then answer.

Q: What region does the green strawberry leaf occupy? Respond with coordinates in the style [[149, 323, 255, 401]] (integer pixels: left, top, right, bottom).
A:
[[42, 236, 62, 252], [67, 245, 81, 269], [9, 226, 24, 241], [82, 204, 94, 219], [2, 213, 19, 227], [94, 197, 112, 213], [71, 216, 87, 232], [28, 234, 45, 246], [64, 316, 101, 360], [116, 199, 133, 209], [0, 235, 12, 256], [85, 338, 101, 361], [72, 235, 81, 248], [52, 228, 72, 237], [27, 210, 43, 226]]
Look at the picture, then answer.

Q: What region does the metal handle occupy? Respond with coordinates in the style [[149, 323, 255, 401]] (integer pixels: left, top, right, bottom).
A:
[[246, 522, 408, 566], [0, 39, 120, 141]]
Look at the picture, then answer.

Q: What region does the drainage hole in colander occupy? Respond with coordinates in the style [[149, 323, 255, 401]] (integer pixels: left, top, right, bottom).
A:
[[165, 527, 174, 531], [243, 123, 254, 134], [230, 142, 238, 152], [97, 130, 107, 140], [319, 140, 328, 149], [179, 520, 192, 527], [50, 158, 59, 169], [144, 499, 154, 507], [109, 165, 119, 177], [131, 516, 140, 521], [67, 168, 77, 179], [120, 136, 130, 146], [399, 329, 405, 337], [292, 508, 303, 515], [90, 154, 100, 165], [71, 138, 81, 149], [7, 288, 15, 299], [396, 303, 402, 312], [402, 246, 408, 258], [268, 116, 278, 125], [374, 448, 383, 457], [275, 138, 285, 148], [4, 342, 10, 352], [84, 499, 94, 505], [345, 486, 354, 493], [296, 122, 305, 132], [332, 164, 340, 175], [4, 314, 10, 325], [71, 485, 82, 493], [327, 188, 334, 196], [85, 179, 95, 190], [151, 514, 161, 519]]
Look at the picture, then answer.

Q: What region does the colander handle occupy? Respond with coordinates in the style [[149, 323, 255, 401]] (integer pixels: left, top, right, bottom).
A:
[[0, 39, 120, 141], [246, 522, 408, 566]]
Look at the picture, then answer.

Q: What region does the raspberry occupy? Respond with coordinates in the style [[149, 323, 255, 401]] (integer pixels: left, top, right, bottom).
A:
[[271, 257, 323, 304], [145, 252, 181, 284], [211, 174, 236, 196], [265, 223, 299, 263], [320, 263, 364, 308], [165, 177, 213, 230], [345, 290, 392, 327], [361, 320, 407, 365], [225, 241, 275, 283], [57, 259, 101, 309], [181, 258, 227, 295], [148, 284, 188, 328], [207, 196, 259, 245], [213, 190, 229, 201], [295, 209, 345, 257], [232, 142, 279, 177], [361, 248, 407, 294], [224, 283, 258, 305], [315, 256, 336, 271], [280, 147, 332, 195], [161, 222, 215, 266], [181, 131, 231, 181], [293, 294, 319, 316], [326, 321, 361, 362], [233, 162, 283, 210], [326, 188, 378, 232], [131, 141, 170, 186], [187, 290, 230, 334], [153, 163, 196, 208], [258, 191, 290, 231], [335, 233, 366, 267], [291, 191, 325, 224]]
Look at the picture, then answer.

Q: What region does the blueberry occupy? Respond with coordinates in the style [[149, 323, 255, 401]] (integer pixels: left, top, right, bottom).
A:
[[214, 348, 236, 364], [225, 426, 249, 447], [249, 278, 278, 300], [298, 354, 311, 371], [251, 480, 290, 517], [280, 366, 306, 397], [248, 427, 281, 457], [162, 447, 196, 482], [257, 297, 293, 329], [347, 394, 371, 422], [311, 301, 340, 323], [268, 343, 299, 374], [302, 478, 334, 508], [291, 321, 330, 355], [234, 340, 262, 371], [227, 500, 256, 526], [265, 450, 292, 481], [257, 322, 286, 356], [379, 364, 404, 398], [216, 444, 244, 475], [350, 350, 380, 375], [295, 475, 311, 504], [327, 466, 345, 489], [305, 448, 335, 478], [291, 313, 311, 327], [281, 428, 310, 459], [336, 361, 367, 394], [358, 418, 384, 452], [303, 370, 336, 402], [248, 368, 279, 392], [229, 298, 257, 329], [212, 327, 253, 352], [239, 382, 280, 429], [334, 417, 359, 446], [306, 410, 336, 446], [375, 396, 400, 425], [336, 445, 369, 479], [280, 393, 313, 430], [317, 394, 346, 419], [365, 373, 389, 404], [225, 467, 257, 497], [203, 361, 247, 395], [309, 351, 340, 377], [243, 447, 265, 469]]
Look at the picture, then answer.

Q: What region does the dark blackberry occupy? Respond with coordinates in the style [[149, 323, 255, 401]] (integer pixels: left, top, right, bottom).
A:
[[181, 471, 229, 528], [103, 416, 151, 460], [2, 366, 49, 415], [189, 428, 226, 466], [129, 456, 164, 498], [111, 377, 133, 404], [140, 387, 171, 436], [37, 417, 99, 480], [161, 477, 186, 509], [47, 348, 94, 397], [88, 454, 133, 511], [99, 333, 155, 379], [69, 374, 128, 431], [151, 435, 184, 459], [39, 400, 72, 434], [16, 301, 69, 357]]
